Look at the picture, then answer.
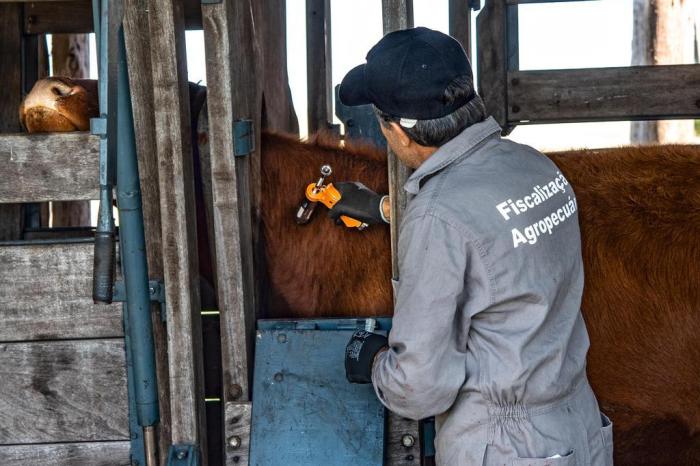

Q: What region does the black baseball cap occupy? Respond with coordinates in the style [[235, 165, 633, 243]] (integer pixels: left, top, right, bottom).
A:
[[339, 27, 474, 121]]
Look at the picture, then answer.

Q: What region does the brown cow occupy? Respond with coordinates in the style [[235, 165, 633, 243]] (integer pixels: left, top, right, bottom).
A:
[[20, 77, 700, 465]]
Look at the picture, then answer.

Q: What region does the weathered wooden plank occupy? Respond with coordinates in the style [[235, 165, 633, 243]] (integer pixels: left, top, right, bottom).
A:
[[224, 402, 250, 466], [381, 2, 421, 466], [202, 0, 258, 405], [23, 0, 202, 34], [306, 0, 332, 134], [123, 1, 172, 462], [0, 441, 131, 466], [253, 0, 299, 134], [0, 339, 128, 444], [507, 65, 700, 123], [0, 4, 24, 240], [148, 0, 206, 457], [449, 0, 471, 58], [476, 0, 508, 130], [0, 242, 123, 341], [0, 133, 99, 203]]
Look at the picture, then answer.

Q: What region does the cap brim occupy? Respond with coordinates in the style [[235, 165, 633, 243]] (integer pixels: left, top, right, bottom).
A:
[[339, 64, 372, 106]]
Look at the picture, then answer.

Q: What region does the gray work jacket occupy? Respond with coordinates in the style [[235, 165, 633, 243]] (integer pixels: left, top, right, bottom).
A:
[[372, 117, 613, 466]]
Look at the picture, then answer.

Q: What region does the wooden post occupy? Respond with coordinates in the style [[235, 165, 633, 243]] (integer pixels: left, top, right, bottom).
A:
[[51, 33, 92, 227], [380, 4, 422, 466], [449, 0, 472, 58], [0, 4, 24, 240], [202, 0, 260, 464], [631, 0, 697, 144], [306, 0, 332, 134], [122, 0, 172, 463], [255, 0, 299, 135], [147, 0, 207, 461], [477, 0, 510, 131]]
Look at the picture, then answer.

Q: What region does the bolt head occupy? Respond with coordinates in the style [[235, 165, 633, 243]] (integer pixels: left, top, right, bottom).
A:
[[277, 333, 287, 343], [228, 435, 242, 449], [274, 372, 284, 382], [401, 434, 415, 448], [176, 450, 187, 459]]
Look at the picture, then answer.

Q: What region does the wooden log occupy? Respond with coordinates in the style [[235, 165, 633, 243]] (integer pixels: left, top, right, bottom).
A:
[[0, 339, 128, 444], [0, 242, 123, 341], [507, 65, 700, 124], [23, 0, 203, 34], [123, 0, 172, 462], [0, 441, 131, 466], [0, 441, 130, 465], [0, 4, 24, 240], [148, 0, 206, 458], [0, 133, 99, 203], [306, 0, 332, 134]]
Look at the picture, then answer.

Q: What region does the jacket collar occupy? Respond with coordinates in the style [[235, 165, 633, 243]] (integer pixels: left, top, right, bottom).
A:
[[404, 116, 502, 194]]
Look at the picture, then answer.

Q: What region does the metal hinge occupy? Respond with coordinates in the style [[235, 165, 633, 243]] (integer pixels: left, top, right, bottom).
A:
[[233, 119, 254, 157], [113, 279, 167, 322]]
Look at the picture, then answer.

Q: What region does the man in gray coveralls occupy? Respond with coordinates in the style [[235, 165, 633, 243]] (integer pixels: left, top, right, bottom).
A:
[[330, 27, 614, 465]]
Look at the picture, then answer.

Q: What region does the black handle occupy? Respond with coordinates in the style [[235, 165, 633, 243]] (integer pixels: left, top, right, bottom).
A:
[[93, 230, 116, 304]]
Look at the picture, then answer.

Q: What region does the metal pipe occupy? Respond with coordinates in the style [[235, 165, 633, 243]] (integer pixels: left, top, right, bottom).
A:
[[144, 426, 158, 466], [116, 24, 160, 464], [92, 0, 116, 304]]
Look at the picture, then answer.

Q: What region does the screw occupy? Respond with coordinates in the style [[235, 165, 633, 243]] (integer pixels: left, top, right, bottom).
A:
[[277, 333, 287, 343], [274, 372, 284, 382], [401, 434, 415, 448], [511, 77, 520, 86], [228, 435, 242, 449], [229, 384, 242, 400], [511, 105, 521, 113], [176, 450, 187, 459]]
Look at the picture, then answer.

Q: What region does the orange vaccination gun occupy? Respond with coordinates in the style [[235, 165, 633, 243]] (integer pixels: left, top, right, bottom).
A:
[[294, 164, 368, 230]]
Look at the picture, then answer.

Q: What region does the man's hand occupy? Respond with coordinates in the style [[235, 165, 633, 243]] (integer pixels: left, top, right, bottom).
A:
[[329, 182, 389, 226], [345, 330, 389, 384]]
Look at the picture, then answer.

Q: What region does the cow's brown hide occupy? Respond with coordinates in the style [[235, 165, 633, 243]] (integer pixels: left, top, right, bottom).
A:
[[260, 132, 392, 318]]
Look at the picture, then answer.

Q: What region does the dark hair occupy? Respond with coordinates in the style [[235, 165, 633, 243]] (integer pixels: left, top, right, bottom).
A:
[[375, 75, 487, 147]]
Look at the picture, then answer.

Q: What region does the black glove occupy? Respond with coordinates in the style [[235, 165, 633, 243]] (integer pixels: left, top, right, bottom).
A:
[[329, 182, 388, 226], [345, 330, 388, 384]]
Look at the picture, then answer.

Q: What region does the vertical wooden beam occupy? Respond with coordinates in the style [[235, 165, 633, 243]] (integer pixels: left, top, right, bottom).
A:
[[631, 0, 696, 143], [381, 5, 421, 466], [477, 0, 509, 131], [255, 0, 299, 135], [123, 0, 172, 463], [148, 0, 207, 461], [306, 0, 332, 134], [202, 0, 260, 464], [0, 4, 24, 240], [449, 0, 472, 58]]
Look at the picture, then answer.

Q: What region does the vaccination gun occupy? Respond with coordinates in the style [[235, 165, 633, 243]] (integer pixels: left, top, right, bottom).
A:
[[295, 164, 368, 230]]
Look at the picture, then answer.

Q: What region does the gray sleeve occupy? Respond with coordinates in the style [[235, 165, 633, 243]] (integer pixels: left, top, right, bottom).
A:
[[372, 213, 470, 420]]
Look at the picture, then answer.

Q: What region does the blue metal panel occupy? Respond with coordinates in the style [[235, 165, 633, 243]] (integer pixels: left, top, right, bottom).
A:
[[250, 320, 386, 465]]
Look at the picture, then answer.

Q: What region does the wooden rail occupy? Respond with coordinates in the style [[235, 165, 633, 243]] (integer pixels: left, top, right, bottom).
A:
[[0, 132, 99, 203]]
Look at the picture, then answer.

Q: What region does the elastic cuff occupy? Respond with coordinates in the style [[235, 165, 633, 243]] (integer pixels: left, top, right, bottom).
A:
[[379, 195, 390, 224]]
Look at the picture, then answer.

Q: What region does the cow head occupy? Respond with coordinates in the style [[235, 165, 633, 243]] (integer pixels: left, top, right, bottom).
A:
[[19, 77, 99, 133]]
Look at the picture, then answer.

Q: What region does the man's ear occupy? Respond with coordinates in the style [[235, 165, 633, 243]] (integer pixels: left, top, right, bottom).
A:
[[389, 122, 412, 147]]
